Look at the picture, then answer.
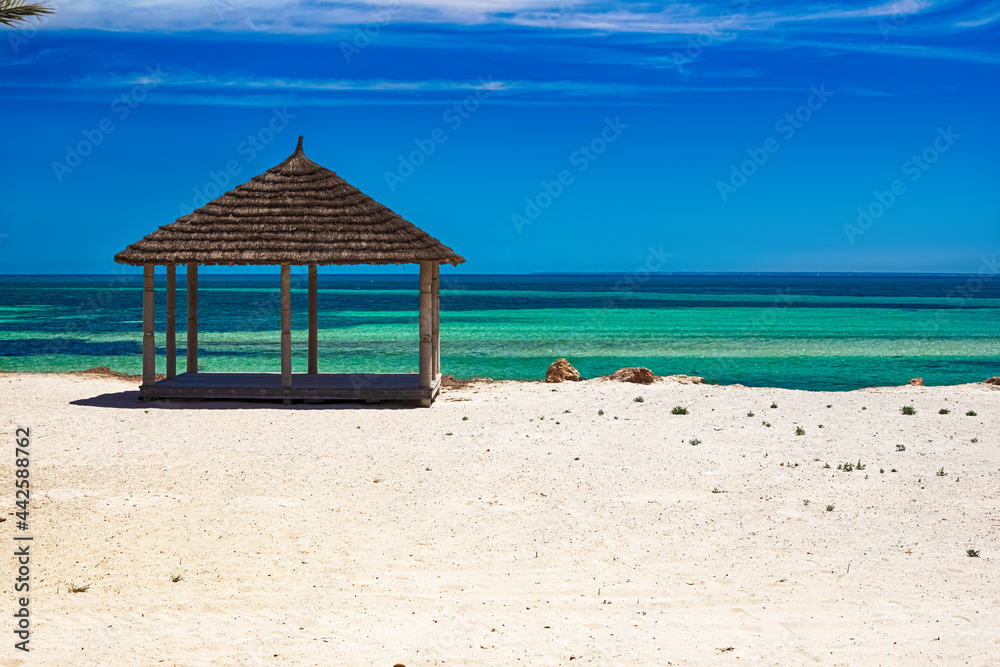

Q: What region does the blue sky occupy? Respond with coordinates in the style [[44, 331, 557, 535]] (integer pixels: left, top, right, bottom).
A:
[[0, 0, 997, 274]]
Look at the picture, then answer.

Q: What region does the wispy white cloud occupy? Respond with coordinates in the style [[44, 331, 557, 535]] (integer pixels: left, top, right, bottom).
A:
[[28, 0, 987, 36]]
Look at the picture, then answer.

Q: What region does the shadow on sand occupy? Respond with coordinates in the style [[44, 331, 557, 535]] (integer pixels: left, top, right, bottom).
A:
[[70, 390, 418, 410]]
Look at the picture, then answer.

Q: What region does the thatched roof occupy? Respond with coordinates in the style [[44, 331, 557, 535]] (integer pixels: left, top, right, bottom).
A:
[[115, 137, 464, 267]]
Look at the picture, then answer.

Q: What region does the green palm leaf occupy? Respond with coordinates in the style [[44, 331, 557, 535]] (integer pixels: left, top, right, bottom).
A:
[[0, 1, 54, 27]]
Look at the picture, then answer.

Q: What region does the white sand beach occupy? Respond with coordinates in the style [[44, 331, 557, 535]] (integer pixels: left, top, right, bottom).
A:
[[2, 372, 998, 666]]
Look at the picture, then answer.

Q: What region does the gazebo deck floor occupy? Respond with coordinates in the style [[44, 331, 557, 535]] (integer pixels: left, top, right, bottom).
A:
[[140, 372, 440, 403]]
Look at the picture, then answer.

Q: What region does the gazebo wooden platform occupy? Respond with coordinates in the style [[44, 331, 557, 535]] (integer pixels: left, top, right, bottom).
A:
[[114, 136, 463, 406]]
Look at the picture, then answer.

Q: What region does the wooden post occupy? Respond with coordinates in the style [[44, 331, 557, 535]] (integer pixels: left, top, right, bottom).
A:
[[308, 263, 318, 375], [419, 262, 432, 396], [166, 264, 176, 379], [186, 264, 198, 373], [281, 264, 292, 390], [431, 263, 440, 379], [142, 265, 155, 391]]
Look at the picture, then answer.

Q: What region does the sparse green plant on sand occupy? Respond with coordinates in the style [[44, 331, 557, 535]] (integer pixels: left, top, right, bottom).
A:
[[445, 432, 453, 436], [671, 406, 687, 415], [598, 409, 604, 416], [803, 499, 810, 506], [966, 410, 977, 416], [891, 468, 898, 472], [689, 438, 701, 446], [171, 574, 183, 583], [747, 411, 754, 417], [770, 403, 778, 409], [826, 404, 832, 408], [462, 416, 468, 421], [837, 462, 853, 472], [936, 467, 947, 476], [939, 409, 949, 414], [971, 437, 978, 443], [901, 406, 916, 415], [68, 583, 90, 593], [634, 396, 644, 403], [880, 468, 885, 473], [373, 478, 383, 483], [564, 409, 571, 413], [896, 444, 906, 452], [711, 487, 725, 493], [795, 426, 805, 436], [967, 549, 980, 557], [826, 505, 834, 512], [762, 421, 771, 428], [823, 462, 831, 469]]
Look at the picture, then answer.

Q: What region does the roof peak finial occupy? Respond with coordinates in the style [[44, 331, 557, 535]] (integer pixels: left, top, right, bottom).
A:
[[295, 135, 304, 154]]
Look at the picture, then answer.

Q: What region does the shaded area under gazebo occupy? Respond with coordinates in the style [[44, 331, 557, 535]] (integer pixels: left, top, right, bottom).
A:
[[115, 137, 464, 406]]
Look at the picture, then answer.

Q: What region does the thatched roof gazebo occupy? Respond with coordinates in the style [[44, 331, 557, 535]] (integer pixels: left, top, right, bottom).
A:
[[115, 136, 464, 406]]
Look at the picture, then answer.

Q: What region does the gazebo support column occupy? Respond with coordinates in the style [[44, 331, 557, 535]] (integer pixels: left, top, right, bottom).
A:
[[432, 263, 440, 379], [142, 264, 156, 396], [419, 262, 433, 406], [166, 264, 176, 379], [308, 263, 318, 375], [281, 264, 292, 398], [186, 264, 198, 373]]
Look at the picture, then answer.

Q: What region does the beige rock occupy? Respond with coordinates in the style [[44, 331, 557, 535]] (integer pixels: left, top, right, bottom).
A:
[[984, 376, 1000, 386], [545, 358, 582, 383], [607, 367, 655, 384], [908, 378, 924, 386], [664, 374, 705, 385]]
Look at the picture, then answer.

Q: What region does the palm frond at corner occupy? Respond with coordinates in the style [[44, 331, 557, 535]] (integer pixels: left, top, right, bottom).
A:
[[0, 1, 54, 27]]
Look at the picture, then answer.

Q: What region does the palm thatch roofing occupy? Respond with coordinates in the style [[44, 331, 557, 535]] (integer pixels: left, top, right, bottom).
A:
[[115, 137, 464, 267]]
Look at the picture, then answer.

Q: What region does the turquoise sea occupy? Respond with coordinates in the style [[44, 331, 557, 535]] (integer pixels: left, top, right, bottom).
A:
[[2, 273, 999, 390]]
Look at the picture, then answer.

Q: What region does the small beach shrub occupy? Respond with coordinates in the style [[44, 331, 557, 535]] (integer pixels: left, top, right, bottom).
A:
[[901, 406, 916, 415], [823, 462, 831, 468], [803, 499, 810, 506], [891, 468, 898, 472], [939, 409, 949, 414], [826, 404, 832, 408], [68, 583, 90, 593], [462, 416, 468, 421], [711, 487, 724, 493], [967, 549, 980, 557], [795, 427, 805, 436], [936, 467, 947, 476], [762, 421, 771, 428], [747, 411, 754, 417], [770, 403, 778, 409], [671, 406, 687, 415], [880, 468, 885, 473], [971, 437, 978, 443], [966, 410, 977, 416], [634, 396, 644, 403], [689, 438, 701, 446], [896, 444, 906, 451], [598, 409, 604, 415], [826, 505, 834, 512], [171, 574, 183, 583]]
